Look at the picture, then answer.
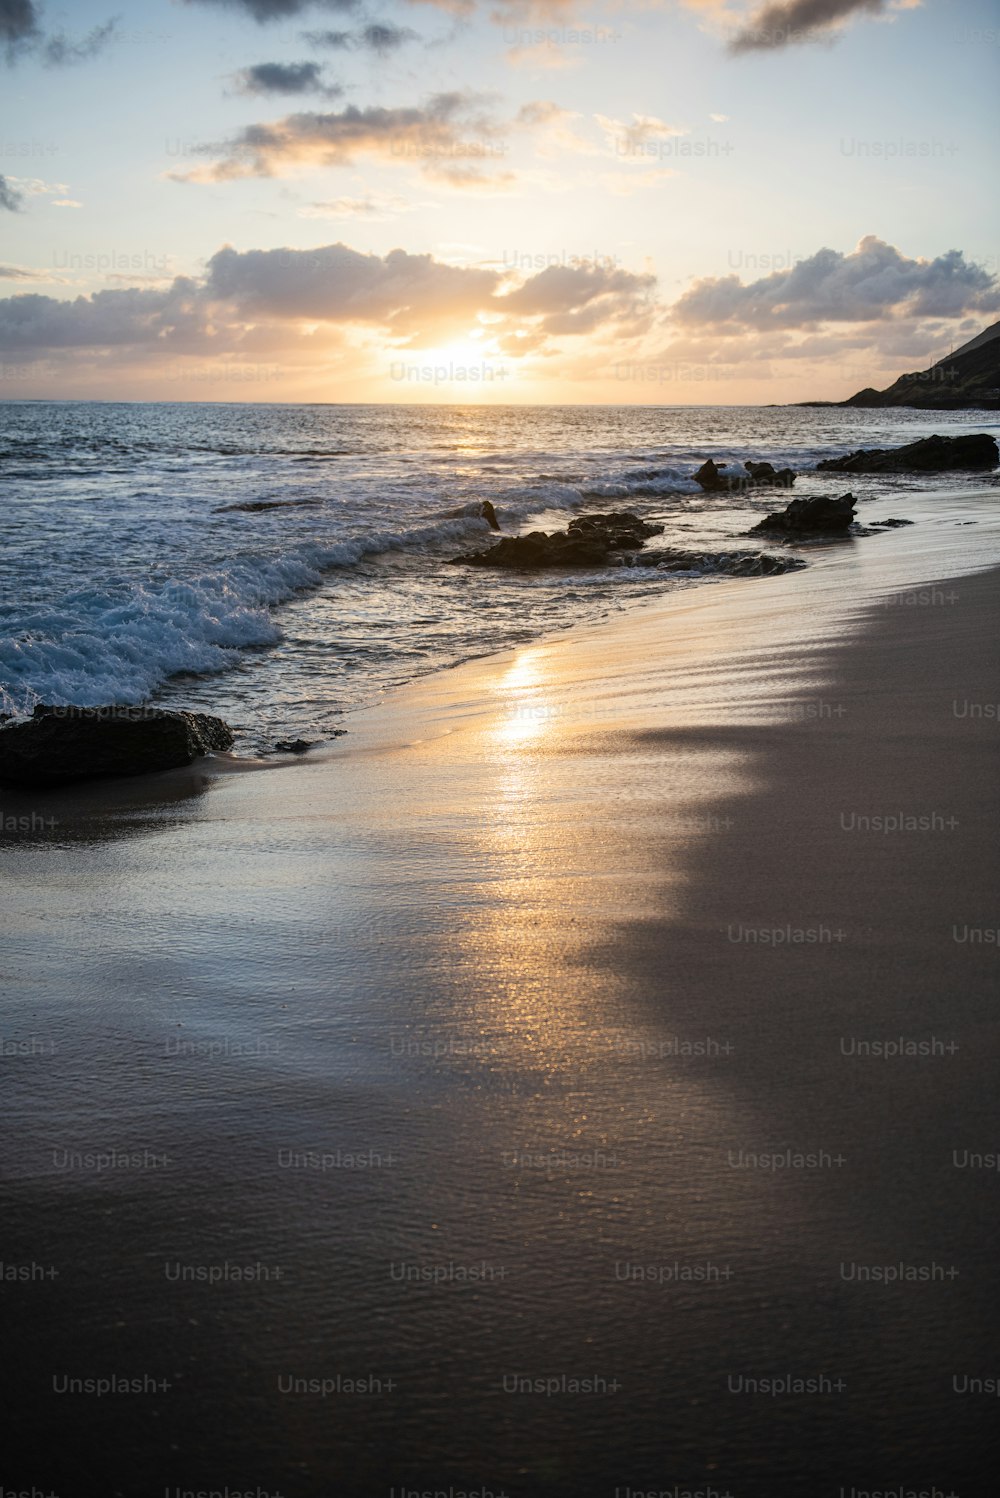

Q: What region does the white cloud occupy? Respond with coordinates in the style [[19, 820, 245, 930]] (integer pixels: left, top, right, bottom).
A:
[[671, 236, 1000, 329]]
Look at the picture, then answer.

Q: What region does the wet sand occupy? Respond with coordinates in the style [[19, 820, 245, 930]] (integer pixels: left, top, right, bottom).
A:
[[2, 518, 999, 1494]]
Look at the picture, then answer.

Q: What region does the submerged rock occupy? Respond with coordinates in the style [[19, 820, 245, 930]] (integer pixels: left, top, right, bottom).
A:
[[628, 548, 806, 577], [274, 738, 315, 754], [450, 511, 662, 568], [0, 706, 234, 787], [749, 493, 857, 535], [214, 498, 322, 513], [816, 433, 998, 474], [452, 532, 604, 568]]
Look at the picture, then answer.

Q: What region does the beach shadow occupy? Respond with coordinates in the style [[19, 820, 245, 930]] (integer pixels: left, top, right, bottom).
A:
[[0, 761, 216, 846]]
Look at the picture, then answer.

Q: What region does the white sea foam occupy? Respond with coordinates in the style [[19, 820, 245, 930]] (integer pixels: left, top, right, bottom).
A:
[[0, 512, 495, 715]]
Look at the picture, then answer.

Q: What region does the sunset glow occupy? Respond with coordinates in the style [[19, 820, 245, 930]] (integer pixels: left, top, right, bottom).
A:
[[1, 0, 997, 404]]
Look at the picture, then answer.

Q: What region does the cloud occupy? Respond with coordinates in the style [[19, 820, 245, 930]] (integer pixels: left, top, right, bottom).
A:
[[299, 192, 432, 219], [359, 22, 420, 54], [204, 242, 500, 343], [1, 0, 39, 47], [0, 244, 498, 356], [184, 0, 361, 21], [2, 174, 72, 205], [505, 40, 581, 71], [727, 0, 905, 52], [594, 112, 688, 155], [171, 93, 509, 183], [301, 27, 352, 46], [498, 262, 657, 336], [0, 172, 24, 210], [232, 60, 341, 96], [42, 17, 118, 64], [5, 228, 995, 400], [2, 2, 119, 64], [302, 22, 420, 54], [0, 282, 207, 351], [0, 238, 657, 362], [670, 237, 1000, 330]]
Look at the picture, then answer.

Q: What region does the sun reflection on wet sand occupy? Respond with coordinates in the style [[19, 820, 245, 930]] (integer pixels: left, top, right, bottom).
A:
[[491, 649, 556, 747]]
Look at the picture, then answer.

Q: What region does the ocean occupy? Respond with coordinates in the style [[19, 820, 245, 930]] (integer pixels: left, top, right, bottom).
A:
[[3, 400, 995, 750]]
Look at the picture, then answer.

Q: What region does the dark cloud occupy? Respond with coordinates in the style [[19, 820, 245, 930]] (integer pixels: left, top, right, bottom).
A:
[[358, 23, 419, 55], [0, 173, 24, 210], [302, 22, 420, 55], [0, 281, 207, 351], [184, 0, 360, 23], [2, 2, 118, 64], [729, 0, 894, 53], [43, 17, 119, 64], [172, 93, 505, 181], [1, 264, 46, 278], [233, 59, 341, 96], [301, 28, 352, 48], [0, 0, 40, 46], [671, 238, 1000, 329]]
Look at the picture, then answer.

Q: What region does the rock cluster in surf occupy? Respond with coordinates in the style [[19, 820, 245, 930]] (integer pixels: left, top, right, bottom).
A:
[[450, 510, 803, 577], [450, 511, 663, 568], [694, 459, 797, 492]]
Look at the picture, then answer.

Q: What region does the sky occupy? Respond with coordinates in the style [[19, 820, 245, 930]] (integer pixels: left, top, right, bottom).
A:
[[0, 0, 998, 403]]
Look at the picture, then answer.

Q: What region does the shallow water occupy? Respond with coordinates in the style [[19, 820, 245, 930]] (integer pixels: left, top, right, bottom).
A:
[[3, 400, 997, 749]]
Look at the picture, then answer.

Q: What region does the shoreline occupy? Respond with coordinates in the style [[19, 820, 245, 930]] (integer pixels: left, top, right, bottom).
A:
[[3, 542, 998, 1489], [5, 467, 998, 803]]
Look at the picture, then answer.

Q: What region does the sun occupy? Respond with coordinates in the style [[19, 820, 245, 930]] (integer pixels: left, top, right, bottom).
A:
[[426, 336, 498, 369]]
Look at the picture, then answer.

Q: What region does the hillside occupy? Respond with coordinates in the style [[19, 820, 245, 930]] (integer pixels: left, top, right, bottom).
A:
[[836, 321, 1000, 410]]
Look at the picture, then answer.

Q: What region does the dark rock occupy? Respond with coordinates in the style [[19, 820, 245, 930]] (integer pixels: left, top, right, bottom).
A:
[[450, 511, 661, 569], [446, 499, 501, 529], [693, 459, 732, 491], [870, 518, 914, 529], [694, 458, 796, 491], [274, 738, 314, 754], [567, 511, 664, 548], [816, 433, 998, 474], [0, 706, 234, 787], [744, 460, 797, 487], [749, 493, 857, 536]]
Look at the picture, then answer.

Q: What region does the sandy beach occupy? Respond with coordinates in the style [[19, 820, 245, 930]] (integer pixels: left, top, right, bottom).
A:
[[3, 504, 999, 1494]]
